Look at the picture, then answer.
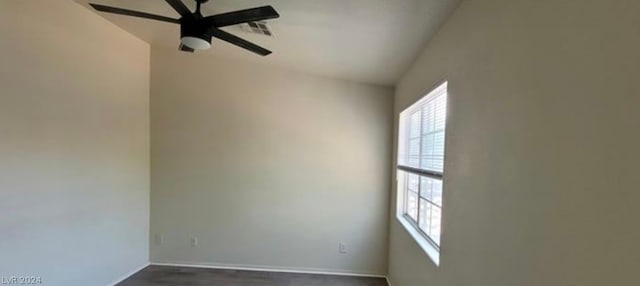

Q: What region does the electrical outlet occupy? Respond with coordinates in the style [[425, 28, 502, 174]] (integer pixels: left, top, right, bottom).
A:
[[339, 242, 347, 254], [191, 237, 198, 247], [155, 234, 164, 245]]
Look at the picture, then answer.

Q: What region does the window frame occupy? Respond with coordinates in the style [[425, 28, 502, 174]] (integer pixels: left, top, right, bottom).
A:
[[397, 81, 448, 255]]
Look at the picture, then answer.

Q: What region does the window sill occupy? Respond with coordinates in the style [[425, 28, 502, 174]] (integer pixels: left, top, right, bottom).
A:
[[396, 215, 440, 266]]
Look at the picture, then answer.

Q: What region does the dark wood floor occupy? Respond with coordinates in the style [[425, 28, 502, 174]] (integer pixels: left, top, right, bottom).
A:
[[118, 265, 388, 286]]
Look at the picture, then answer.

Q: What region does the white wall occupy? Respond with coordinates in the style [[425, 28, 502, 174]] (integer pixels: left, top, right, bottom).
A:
[[388, 0, 640, 285], [0, 2, 150, 285], [150, 47, 393, 275]]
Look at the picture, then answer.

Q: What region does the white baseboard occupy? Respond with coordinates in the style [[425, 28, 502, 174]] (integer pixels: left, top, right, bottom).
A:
[[149, 261, 386, 279], [106, 262, 150, 286]]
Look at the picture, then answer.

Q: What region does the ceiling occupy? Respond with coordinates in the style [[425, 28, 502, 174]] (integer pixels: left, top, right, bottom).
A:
[[74, 0, 460, 85]]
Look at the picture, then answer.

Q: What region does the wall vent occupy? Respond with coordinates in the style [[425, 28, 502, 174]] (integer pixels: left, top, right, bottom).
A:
[[239, 21, 273, 36]]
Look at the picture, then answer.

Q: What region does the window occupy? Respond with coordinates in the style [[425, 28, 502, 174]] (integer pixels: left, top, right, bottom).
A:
[[397, 82, 447, 261]]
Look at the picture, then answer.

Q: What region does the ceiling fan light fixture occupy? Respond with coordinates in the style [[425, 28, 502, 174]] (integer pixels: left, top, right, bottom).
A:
[[89, 1, 279, 56], [180, 36, 211, 50]]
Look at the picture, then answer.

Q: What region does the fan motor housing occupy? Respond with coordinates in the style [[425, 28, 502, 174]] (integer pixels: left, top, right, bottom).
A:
[[180, 21, 212, 47]]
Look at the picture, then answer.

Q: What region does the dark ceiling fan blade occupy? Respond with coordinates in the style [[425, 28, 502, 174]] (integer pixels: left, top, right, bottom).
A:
[[202, 6, 280, 28], [89, 3, 180, 24], [179, 43, 195, 53], [209, 29, 272, 56], [164, 0, 192, 18]]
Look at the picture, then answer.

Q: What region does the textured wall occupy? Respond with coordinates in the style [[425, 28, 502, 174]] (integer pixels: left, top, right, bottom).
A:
[[388, 0, 640, 285], [150, 47, 393, 275], [0, 2, 150, 285]]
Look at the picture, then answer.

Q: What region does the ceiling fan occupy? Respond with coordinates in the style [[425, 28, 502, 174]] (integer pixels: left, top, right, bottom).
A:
[[89, 0, 280, 56]]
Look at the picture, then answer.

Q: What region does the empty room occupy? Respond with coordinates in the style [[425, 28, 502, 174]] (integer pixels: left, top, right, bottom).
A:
[[1, 0, 638, 285]]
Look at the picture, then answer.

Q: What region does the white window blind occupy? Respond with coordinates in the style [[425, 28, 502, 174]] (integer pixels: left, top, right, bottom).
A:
[[399, 82, 447, 173]]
